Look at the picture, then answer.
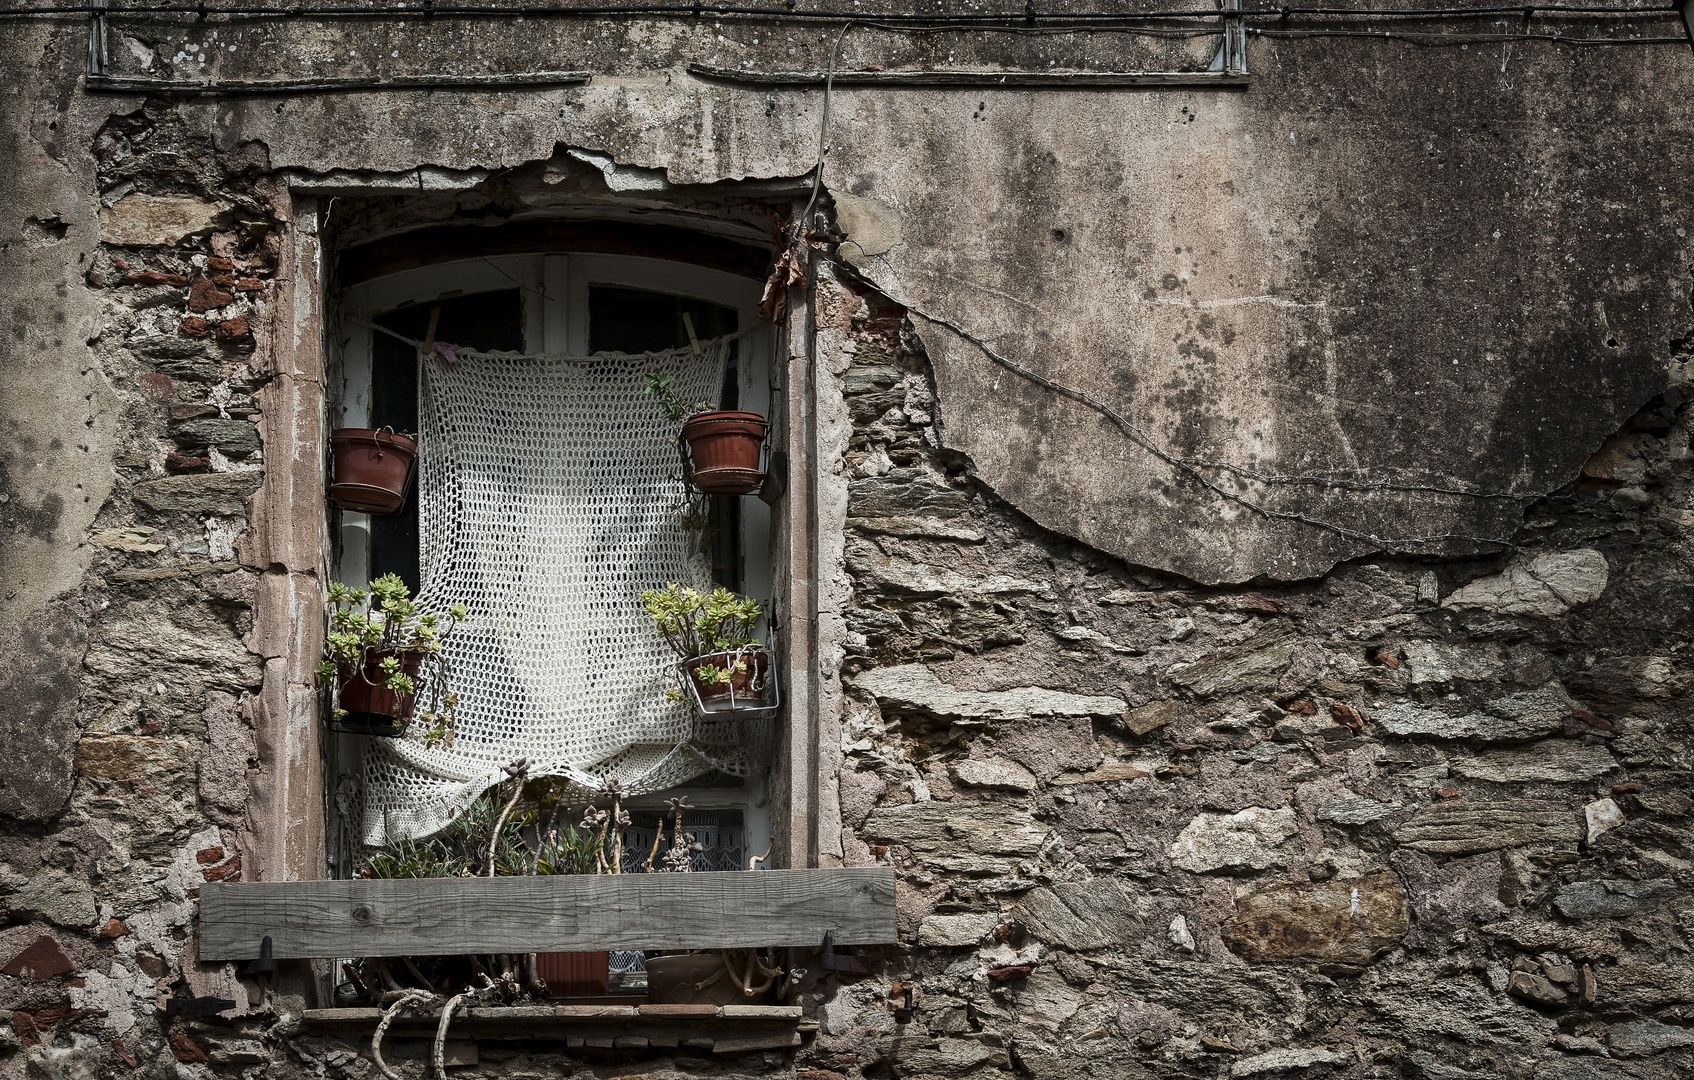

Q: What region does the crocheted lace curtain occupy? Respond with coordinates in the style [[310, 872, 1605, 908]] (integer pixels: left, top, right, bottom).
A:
[[361, 333, 759, 844]]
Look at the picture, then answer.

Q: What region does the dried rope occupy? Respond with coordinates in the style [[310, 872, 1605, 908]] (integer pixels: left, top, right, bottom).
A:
[[371, 989, 436, 1080]]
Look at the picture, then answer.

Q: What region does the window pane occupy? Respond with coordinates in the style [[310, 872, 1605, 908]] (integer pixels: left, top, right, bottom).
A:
[[369, 289, 523, 593], [587, 286, 736, 363]]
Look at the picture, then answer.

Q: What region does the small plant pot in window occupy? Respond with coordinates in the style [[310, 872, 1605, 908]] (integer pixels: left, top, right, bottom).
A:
[[333, 650, 422, 738], [536, 951, 610, 996], [329, 427, 417, 514], [679, 410, 767, 495], [316, 575, 465, 746], [642, 583, 778, 717], [681, 647, 780, 717]]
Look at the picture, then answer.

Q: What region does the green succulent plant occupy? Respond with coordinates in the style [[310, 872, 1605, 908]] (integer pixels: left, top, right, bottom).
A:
[[640, 583, 762, 662], [316, 573, 467, 748], [362, 785, 601, 880]]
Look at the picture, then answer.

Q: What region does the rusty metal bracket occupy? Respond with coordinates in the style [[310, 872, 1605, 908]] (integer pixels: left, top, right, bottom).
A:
[[164, 995, 237, 1017], [239, 935, 278, 979], [819, 930, 869, 974], [892, 978, 919, 1024]]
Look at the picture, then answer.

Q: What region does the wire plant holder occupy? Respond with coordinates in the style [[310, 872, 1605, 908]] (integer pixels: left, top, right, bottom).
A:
[[676, 413, 771, 498], [674, 646, 781, 719]]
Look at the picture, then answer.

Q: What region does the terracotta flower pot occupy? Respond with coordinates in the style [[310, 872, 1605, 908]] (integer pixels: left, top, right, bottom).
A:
[[333, 650, 422, 738], [644, 953, 773, 1006], [329, 428, 417, 514], [686, 649, 771, 709], [680, 411, 766, 495], [536, 951, 610, 996]]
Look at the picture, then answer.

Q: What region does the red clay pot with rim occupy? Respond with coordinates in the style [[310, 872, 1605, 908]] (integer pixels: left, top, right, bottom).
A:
[[679, 411, 766, 495], [536, 951, 610, 996], [329, 428, 417, 514], [685, 648, 771, 707], [333, 650, 422, 738]]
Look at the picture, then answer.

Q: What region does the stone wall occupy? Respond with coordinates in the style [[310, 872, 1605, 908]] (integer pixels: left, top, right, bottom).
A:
[[804, 268, 1694, 1080]]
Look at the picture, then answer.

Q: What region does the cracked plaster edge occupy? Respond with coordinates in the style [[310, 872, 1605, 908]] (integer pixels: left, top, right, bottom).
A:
[[812, 264, 861, 867]]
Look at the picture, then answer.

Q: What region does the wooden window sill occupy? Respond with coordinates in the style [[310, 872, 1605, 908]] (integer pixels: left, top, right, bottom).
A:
[[202, 868, 895, 961]]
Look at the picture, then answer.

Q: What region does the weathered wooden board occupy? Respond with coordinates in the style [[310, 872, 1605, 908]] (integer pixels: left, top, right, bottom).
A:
[[201, 868, 895, 960]]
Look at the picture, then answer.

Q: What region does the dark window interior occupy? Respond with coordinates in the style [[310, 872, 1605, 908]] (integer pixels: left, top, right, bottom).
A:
[[369, 289, 523, 593], [588, 286, 744, 591]]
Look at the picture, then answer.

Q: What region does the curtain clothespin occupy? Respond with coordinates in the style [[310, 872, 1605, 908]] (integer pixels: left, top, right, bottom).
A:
[[421, 305, 441, 353], [681, 311, 702, 358]]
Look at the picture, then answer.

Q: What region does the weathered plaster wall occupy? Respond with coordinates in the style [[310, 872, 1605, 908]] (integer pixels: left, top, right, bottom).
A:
[[19, 14, 1691, 583], [1, 10, 1693, 1080]]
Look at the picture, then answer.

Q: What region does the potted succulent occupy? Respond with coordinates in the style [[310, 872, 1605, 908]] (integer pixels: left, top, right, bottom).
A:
[[316, 573, 465, 743], [329, 426, 417, 514], [643, 370, 767, 496], [640, 583, 778, 715]]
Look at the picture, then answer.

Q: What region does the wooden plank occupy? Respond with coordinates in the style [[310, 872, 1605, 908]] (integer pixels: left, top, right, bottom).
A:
[[721, 1006, 803, 1020], [554, 1005, 639, 1020], [713, 1032, 803, 1054], [201, 867, 895, 960]]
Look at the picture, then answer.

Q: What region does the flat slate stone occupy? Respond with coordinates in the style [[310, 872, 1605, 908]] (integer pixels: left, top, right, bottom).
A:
[[1395, 800, 1581, 855], [1168, 807, 1299, 873], [1166, 624, 1299, 700], [1012, 878, 1145, 950], [1121, 699, 1180, 737], [1607, 1019, 1694, 1058], [1316, 794, 1403, 825], [949, 757, 1037, 792], [132, 472, 263, 516], [860, 800, 1048, 876], [1373, 683, 1574, 742], [918, 912, 998, 947], [1440, 549, 1608, 617], [1222, 869, 1408, 965], [1553, 879, 1678, 919], [851, 665, 1125, 722], [1449, 741, 1619, 783]]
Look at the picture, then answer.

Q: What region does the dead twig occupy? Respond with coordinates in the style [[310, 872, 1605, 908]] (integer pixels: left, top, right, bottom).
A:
[[485, 757, 529, 876]]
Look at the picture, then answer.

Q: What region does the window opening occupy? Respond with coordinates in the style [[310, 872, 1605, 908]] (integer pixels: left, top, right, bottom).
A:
[[334, 253, 775, 866]]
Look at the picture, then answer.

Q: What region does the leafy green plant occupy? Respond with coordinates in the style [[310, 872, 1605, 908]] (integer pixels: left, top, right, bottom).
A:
[[640, 583, 762, 661], [361, 782, 602, 881], [316, 573, 467, 747], [642, 369, 712, 422]]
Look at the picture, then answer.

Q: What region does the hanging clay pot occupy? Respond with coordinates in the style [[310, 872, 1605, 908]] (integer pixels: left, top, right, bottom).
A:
[[680, 411, 766, 495], [331, 650, 422, 738], [329, 428, 417, 514], [682, 648, 777, 716]]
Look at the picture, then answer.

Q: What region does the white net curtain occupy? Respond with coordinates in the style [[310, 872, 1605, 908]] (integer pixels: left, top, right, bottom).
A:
[[361, 332, 761, 844]]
